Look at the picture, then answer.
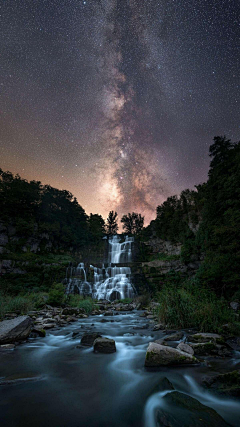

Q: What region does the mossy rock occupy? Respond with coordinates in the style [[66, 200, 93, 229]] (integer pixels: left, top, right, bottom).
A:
[[203, 370, 240, 396], [156, 391, 230, 426]]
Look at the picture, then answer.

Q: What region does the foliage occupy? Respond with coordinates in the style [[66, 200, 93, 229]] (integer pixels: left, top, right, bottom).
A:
[[48, 283, 65, 306], [121, 212, 144, 234], [155, 279, 235, 332], [0, 294, 34, 319], [0, 169, 89, 252], [105, 211, 118, 235], [149, 136, 240, 297], [78, 298, 94, 314]]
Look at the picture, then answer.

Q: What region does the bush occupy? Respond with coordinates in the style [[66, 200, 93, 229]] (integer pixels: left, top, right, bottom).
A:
[[155, 279, 235, 332], [78, 298, 94, 314], [0, 294, 34, 318], [48, 283, 65, 306]]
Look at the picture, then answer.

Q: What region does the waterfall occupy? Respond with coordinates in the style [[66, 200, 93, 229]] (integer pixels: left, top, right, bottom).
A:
[[65, 235, 135, 301]]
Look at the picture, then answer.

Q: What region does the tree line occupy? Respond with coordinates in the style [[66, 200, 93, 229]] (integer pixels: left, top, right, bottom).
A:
[[0, 169, 144, 253], [145, 136, 240, 297]]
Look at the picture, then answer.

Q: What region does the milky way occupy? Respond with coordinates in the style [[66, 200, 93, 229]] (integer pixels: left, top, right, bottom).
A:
[[1, 0, 239, 223]]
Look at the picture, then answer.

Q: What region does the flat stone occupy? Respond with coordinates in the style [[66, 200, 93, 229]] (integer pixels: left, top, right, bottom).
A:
[[0, 316, 32, 344], [188, 333, 223, 343], [164, 331, 184, 341]]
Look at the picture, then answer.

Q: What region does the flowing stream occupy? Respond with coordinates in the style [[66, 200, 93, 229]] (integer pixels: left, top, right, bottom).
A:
[[0, 311, 239, 427]]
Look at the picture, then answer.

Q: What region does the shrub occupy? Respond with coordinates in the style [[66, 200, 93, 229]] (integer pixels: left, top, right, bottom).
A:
[[78, 298, 94, 314], [48, 283, 65, 306], [0, 294, 34, 318], [155, 279, 235, 332]]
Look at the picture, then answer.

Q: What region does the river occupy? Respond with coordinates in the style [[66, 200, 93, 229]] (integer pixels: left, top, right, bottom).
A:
[[0, 311, 240, 427]]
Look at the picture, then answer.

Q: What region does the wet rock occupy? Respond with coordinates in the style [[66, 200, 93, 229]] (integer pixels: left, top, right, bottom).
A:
[[31, 328, 46, 337], [145, 342, 198, 367], [190, 342, 218, 355], [177, 342, 194, 355], [203, 370, 240, 396], [146, 377, 175, 398], [188, 333, 224, 344], [156, 391, 230, 427], [93, 337, 116, 353], [62, 307, 83, 316], [153, 323, 165, 331], [80, 332, 102, 346], [41, 324, 55, 330], [0, 344, 15, 350], [0, 316, 32, 344], [164, 331, 184, 341], [104, 311, 114, 316]]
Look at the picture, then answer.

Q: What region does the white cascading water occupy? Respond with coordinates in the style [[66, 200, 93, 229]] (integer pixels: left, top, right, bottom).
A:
[[65, 235, 135, 301]]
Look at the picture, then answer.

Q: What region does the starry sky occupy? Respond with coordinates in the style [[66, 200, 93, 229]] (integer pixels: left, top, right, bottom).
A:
[[1, 0, 239, 224]]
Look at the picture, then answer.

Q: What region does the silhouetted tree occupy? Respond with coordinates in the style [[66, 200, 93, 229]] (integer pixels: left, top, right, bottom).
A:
[[106, 211, 118, 235], [121, 212, 144, 234]]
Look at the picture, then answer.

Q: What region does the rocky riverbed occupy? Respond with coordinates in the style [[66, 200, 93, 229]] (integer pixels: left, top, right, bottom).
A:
[[0, 303, 240, 427]]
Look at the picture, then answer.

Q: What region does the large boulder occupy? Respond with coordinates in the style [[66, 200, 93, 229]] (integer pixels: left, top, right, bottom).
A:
[[0, 316, 32, 344], [93, 337, 116, 353], [145, 342, 198, 367], [156, 391, 230, 427], [80, 332, 102, 346]]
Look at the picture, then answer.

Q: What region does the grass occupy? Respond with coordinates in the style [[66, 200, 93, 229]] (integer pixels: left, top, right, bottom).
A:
[[155, 279, 237, 333], [0, 294, 34, 318]]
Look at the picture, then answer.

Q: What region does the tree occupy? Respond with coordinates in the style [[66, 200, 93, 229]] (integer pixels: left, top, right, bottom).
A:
[[121, 212, 144, 234], [88, 213, 105, 241], [106, 211, 118, 235]]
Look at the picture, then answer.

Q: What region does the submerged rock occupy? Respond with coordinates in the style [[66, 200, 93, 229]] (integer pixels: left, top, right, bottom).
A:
[[0, 316, 32, 344], [203, 370, 240, 396], [93, 337, 116, 353], [156, 391, 230, 427], [80, 332, 102, 346], [145, 342, 198, 367]]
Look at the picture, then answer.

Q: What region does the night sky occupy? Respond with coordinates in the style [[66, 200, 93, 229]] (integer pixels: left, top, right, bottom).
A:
[[1, 0, 239, 223]]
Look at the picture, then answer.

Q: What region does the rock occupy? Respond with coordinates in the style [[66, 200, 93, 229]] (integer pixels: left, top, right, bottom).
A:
[[156, 391, 230, 427], [31, 328, 46, 337], [0, 316, 32, 344], [62, 307, 81, 316], [80, 332, 102, 346], [164, 331, 184, 341], [104, 311, 114, 316], [0, 373, 43, 386], [190, 342, 218, 355], [177, 342, 194, 355], [188, 333, 224, 344], [153, 323, 165, 331], [230, 301, 239, 311], [145, 342, 198, 367], [93, 337, 116, 353], [203, 370, 240, 396], [41, 323, 55, 330], [0, 344, 15, 350]]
